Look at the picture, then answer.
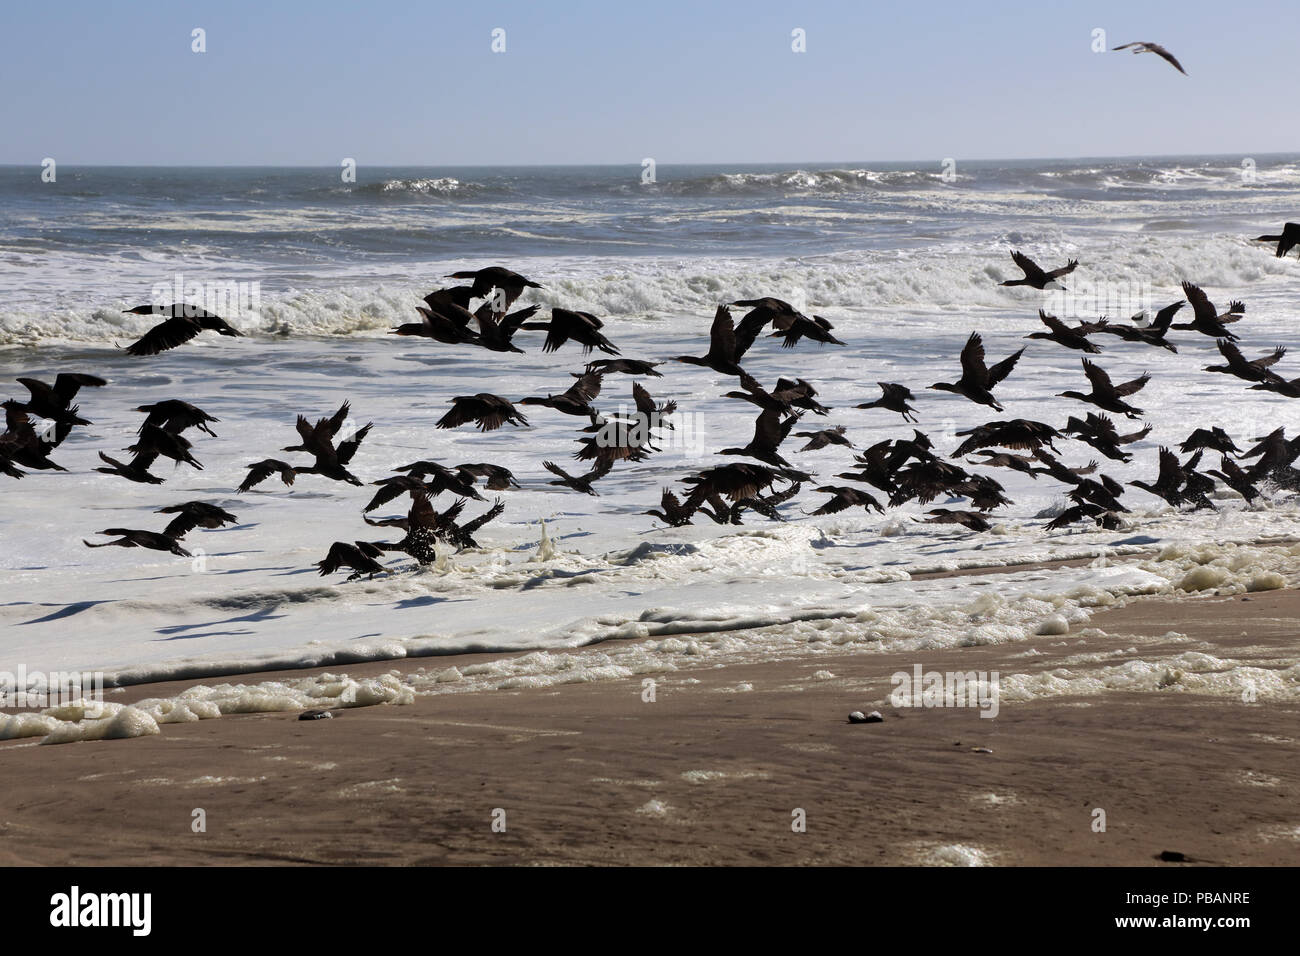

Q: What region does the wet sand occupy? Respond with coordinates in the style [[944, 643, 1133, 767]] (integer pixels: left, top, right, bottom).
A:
[[0, 578, 1297, 866]]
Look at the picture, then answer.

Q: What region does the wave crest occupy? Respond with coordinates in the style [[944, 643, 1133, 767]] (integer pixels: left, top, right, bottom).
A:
[[350, 177, 488, 198], [631, 167, 948, 197], [3, 234, 1292, 347]]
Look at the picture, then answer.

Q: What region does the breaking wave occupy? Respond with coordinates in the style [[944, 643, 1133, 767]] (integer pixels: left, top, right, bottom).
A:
[[2, 232, 1292, 347]]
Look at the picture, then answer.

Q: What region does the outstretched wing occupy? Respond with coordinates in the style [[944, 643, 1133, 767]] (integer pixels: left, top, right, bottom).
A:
[[563, 372, 603, 404], [709, 305, 739, 362], [162, 510, 203, 539], [1113, 372, 1151, 397], [1155, 447, 1183, 487], [1181, 281, 1215, 324], [1038, 310, 1069, 335], [878, 382, 912, 404], [239, 461, 274, 492], [986, 347, 1024, 388], [1152, 45, 1187, 75], [1215, 338, 1245, 366], [364, 476, 420, 513], [325, 401, 351, 440], [499, 304, 540, 334], [475, 396, 518, 431], [436, 397, 480, 429], [336, 422, 372, 465], [632, 381, 655, 417], [541, 309, 583, 354], [750, 407, 786, 452], [1010, 251, 1047, 284], [125, 316, 200, 356], [53, 373, 107, 404], [294, 414, 316, 447], [1045, 259, 1079, 281], [959, 332, 988, 383], [1150, 300, 1184, 333], [240, 459, 293, 492], [1081, 358, 1113, 394], [1220, 301, 1246, 324], [459, 498, 506, 537], [1252, 346, 1287, 369], [582, 457, 614, 483]]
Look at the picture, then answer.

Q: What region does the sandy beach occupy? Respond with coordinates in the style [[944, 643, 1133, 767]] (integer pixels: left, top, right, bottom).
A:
[[2, 558, 1296, 867]]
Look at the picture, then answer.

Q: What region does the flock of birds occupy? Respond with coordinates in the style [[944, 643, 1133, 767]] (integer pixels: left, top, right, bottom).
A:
[[4, 229, 1300, 580]]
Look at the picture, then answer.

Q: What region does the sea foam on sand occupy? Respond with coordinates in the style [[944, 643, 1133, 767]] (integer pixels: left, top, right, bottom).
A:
[[5, 539, 1298, 744]]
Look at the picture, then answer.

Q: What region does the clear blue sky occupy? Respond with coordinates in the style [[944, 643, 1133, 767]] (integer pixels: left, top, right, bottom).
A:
[[1, 0, 1295, 165]]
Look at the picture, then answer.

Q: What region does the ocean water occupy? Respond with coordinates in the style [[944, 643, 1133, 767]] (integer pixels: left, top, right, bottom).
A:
[[2, 156, 1300, 728], [4, 156, 1300, 335]]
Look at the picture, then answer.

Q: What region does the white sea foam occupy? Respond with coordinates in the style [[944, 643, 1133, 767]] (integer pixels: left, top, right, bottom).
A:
[[909, 842, 994, 866], [3, 231, 1295, 346]]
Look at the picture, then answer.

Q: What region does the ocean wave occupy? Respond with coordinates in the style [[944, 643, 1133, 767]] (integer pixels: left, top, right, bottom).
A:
[[2, 233, 1293, 347], [1037, 161, 1300, 193], [346, 177, 493, 199], [629, 167, 950, 197], [612, 161, 1300, 199]]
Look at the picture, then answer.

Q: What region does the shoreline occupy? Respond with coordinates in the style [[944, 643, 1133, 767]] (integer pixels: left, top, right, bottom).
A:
[[90, 551, 1156, 705], [0, 545, 1178, 696], [0, 584, 1296, 866], [0, 546, 1164, 697]]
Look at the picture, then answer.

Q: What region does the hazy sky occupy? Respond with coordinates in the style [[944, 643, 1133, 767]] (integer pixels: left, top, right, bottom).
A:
[[2, 0, 1296, 166]]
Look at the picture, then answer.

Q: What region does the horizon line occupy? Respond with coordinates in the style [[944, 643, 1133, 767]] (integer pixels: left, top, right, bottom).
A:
[[1, 150, 1297, 170]]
